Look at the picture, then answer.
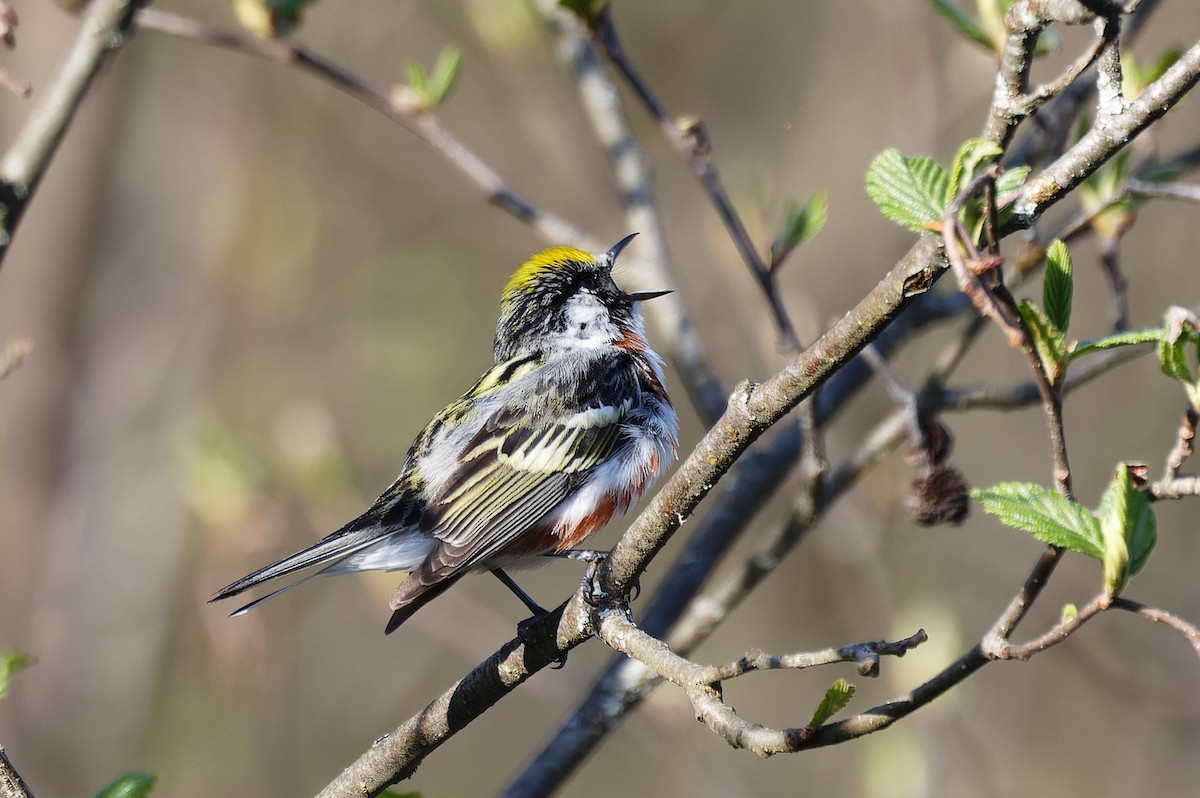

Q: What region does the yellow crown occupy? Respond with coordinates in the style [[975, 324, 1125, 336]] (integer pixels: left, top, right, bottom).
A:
[[503, 246, 595, 299]]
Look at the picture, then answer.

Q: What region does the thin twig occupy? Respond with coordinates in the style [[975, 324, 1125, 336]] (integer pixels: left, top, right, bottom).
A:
[[542, 6, 726, 424], [134, 8, 592, 250], [592, 605, 926, 757], [0, 0, 146, 268], [1113, 597, 1200, 657], [0, 745, 35, 798], [1011, 36, 1200, 226], [325, 234, 953, 797], [584, 6, 799, 351]]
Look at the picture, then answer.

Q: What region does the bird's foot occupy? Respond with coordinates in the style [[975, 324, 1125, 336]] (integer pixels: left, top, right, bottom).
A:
[[516, 610, 567, 669]]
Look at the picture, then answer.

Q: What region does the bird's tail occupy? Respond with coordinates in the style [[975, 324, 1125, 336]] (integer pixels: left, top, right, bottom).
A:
[[210, 523, 390, 612], [385, 572, 462, 634]]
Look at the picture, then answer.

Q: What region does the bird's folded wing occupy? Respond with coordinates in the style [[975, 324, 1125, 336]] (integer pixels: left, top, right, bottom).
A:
[[418, 378, 635, 577]]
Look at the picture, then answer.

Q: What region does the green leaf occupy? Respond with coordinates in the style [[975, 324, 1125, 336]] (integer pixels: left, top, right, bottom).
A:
[[995, 165, 1030, 196], [426, 45, 462, 108], [1098, 466, 1131, 597], [558, 0, 608, 24], [1017, 300, 1067, 385], [770, 191, 828, 268], [1095, 463, 1156, 594], [1070, 326, 1161, 361], [926, 0, 995, 50], [948, 138, 1002, 203], [231, 0, 318, 37], [380, 792, 424, 798], [0, 650, 32, 701], [1158, 307, 1200, 407], [865, 149, 949, 233], [1126, 482, 1157, 578], [93, 773, 157, 798], [975, 0, 1007, 50], [1032, 28, 1061, 56], [972, 482, 1102, 558], [1061, 603, 1078, 622], [808, 678, 855, 730], [405, 61, 428, 104], [1042, 239, 1073, 334], [406, 46, 463, 109], [1123, 47, 1183, 99]]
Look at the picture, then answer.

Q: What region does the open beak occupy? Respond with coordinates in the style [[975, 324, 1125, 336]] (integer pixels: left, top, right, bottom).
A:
[[626, 288, 673, 302], [604, 232, 639, 265], [605, 233, 671, 301]]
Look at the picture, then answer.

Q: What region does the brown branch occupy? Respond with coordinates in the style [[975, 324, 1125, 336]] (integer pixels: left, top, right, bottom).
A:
[[542, 7, 726, 425], [0, 0, 146, 268], [322, 233, 951, 797], [134, 8, 593, 250], [583, 6, 799, 351], [982, 0, 1121, 148], [1011, 35, 1200, 226], [592, 605, 927, 757], [1113, 597, 1200, 658], [0, 745, 34, 798]]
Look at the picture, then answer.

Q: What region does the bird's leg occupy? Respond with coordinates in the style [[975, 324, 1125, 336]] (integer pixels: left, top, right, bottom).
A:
[[490, 567, 547, 616], [492, 568, 568, 669]]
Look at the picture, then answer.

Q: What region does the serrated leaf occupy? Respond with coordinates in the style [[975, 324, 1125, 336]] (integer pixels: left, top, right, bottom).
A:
[[866, 149, 949, 233], [972, 482, 1102, 558], [770, 191, 827, 268], [808, 679, 855, 729], [93, 773, 157, 798], [0, 650, 32, 701], [1126, 483, 1157, 578], [1069, 326, 1161, 361], [426, 45, 462, 108], [926, 0, 994, 50], [1043, 239, 1073, 334], [1017, 300, 1067, 384], [948, 138, 1002, 202]]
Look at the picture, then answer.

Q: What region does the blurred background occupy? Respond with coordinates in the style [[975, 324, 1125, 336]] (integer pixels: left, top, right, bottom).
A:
[[1, 1, 1198, 796]]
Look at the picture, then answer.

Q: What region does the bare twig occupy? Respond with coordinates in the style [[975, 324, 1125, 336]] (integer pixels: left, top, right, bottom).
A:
[[592, 605, 927, 757], [1113, 597, 1200, 657], [134, 9, 593, 250], [0, 0, 146, 268], [0, 745, 35, 798], [1097, 235, 1129, 331], [983, 0, 1120, 147], [542, 6, 726, 424], [1124, 178, 1200, 202], [584, 6, 799, 351], [713, 632, 930, 682], [1011, 36, 1200, 226], [324, 234, 952, 797]]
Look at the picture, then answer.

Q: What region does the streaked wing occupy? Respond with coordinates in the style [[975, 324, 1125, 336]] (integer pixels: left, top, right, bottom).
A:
[[417, 364, 638, 577]]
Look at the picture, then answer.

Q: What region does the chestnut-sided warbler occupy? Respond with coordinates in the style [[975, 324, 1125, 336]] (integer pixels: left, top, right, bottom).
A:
[[211, 234, 678, 633]]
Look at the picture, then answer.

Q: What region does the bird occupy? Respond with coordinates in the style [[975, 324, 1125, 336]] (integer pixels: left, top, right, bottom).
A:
[[210, 234, 678, 634]]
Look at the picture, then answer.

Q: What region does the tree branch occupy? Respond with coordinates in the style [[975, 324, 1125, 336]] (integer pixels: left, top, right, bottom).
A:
[[0, 0, 145, 268]]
